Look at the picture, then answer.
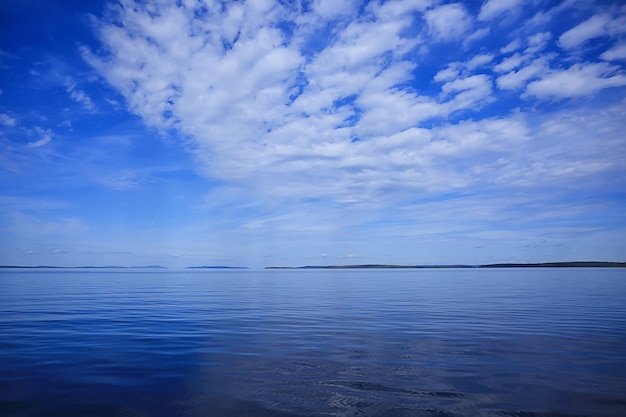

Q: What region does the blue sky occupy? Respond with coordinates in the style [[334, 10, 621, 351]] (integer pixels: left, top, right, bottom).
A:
[[1, 0, 625, 268]]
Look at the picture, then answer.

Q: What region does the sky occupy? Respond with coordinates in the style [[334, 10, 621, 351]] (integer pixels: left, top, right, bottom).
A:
[[1, 0, 625, 268]]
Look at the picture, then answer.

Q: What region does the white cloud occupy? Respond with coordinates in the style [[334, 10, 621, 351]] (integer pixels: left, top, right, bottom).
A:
[[87, 0, 478, 203], [434, 64, 460, 82], [430, 115, 530, 157], [370, 0, 434, 20], [0, 113, 16, 127], [434, 54, 495, 85], [26, 137, 52, 148], [478, 0, 525, 22], [311, 0, 359, 20], [27, 127, 53, 148], [1, 0, 625, 268], [424, 3, 472, 42], [464, 27, 491, 46], [525, 62, 626, 99], [526, 0, 583, 28], [493, 101, 626, 188], [82, 0, 626, 217], [492, 30, 559, 90], [494, 32, 552, 75], [524, 31, 552, 54], [65, 77, 94, 110], [494, 53, 524, 73], [558, 14, 611, 49], [466, 53, 494, 70], [68, 89, 94, 110], [601, 42, 626, 61], [496, 55, 552, 90], [501, 38, 521, 54], [441, 74, 491, 95]]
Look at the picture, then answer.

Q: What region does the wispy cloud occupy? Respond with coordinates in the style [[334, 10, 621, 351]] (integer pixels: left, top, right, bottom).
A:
[[425, 3, 472, 42], [558, 13, 625, 50], [601, 42, 626, 61], [26, 127, 53, 148], [65, 77, 95, 111], [525, 62, 626, 99], [0, 113, 16, 127], [478, 0, 526, 22]]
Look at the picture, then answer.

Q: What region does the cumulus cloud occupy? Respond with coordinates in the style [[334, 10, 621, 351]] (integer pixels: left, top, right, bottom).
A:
[[558, 11, 626, 51], [524, 32, 552, 54], [492, 31, 568, 92], [434, 64, 460, 82], [494, 32, 552, 75], [478, 0, 525, 22], [310, 0, 360, 20], [0, 113, 16, 127], [424, 3, 472, 42], [2, 0, 626, 268], [558, 14, 612, 49], [466, 53, 494, 70], [83, 0, 506, 204], [601, 42, 626, 61], [494, 53, 525, 73], [80, 0, 626, 217], [501, 38, 521, 54], [496, 55, 551, 90], [525, 62, 626, 99]]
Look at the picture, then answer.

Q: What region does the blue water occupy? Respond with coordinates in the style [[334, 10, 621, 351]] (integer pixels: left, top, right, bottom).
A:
[[1, 268, 625, 417]]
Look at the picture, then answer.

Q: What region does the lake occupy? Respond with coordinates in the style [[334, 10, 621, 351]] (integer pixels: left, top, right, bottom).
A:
[[0, 268, 625, 416]]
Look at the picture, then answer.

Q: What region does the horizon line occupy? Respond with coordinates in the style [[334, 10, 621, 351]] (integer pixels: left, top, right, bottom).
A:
[[2, 261, 625, 270]]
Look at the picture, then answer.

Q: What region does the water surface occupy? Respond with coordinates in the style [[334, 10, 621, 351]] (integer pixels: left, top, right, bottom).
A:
[[1, 268, 625, 416]]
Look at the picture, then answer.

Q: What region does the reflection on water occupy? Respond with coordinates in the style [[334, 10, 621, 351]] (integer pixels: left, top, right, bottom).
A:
[[1, 268, 625, 416]]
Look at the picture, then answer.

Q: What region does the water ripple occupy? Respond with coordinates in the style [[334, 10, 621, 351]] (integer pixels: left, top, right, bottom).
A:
[[1, 268, 625, 416]]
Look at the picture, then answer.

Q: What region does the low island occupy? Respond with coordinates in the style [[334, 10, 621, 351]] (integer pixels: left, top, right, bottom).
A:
[[265, 262, 626, 269], [186, 266, 250, 269]]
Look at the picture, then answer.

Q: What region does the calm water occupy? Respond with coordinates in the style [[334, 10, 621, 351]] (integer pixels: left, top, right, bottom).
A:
[[1, 268, 625, 417]]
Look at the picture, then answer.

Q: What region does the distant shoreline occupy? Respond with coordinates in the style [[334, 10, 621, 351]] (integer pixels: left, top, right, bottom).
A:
[[1, 261, 624, 270], [0, 265, 168, 269], [265, 262, 626, 269], [185, 266, 250, 269]]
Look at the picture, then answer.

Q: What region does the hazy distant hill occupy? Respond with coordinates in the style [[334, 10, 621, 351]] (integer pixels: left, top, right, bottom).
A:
[[0, 265, 167, 269], [129, 265, 168, 269], [266, 262, 626, 269], [479, 262, 626, 268], [266, 264, 472, 269], [186, 266, 250, 269]]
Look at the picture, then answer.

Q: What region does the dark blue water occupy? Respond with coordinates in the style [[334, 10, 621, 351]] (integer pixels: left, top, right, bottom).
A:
[[1, 268, 625, 417]]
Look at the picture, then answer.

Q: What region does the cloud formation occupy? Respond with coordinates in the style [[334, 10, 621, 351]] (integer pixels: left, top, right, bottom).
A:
[[525, 62, 626, 99], [82, 0, 625, 210], [478, 0, 525, 22], [26, 127, 53, 148], [0, 113, 16, 127], [425, 3, 472, 41], [1, 0, 625, 266], [558, 13, 626, 50]]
